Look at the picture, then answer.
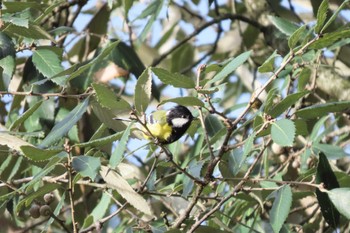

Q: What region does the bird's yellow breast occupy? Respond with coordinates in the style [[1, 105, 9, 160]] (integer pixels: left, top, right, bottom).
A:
[[144, 122, 172, 142]]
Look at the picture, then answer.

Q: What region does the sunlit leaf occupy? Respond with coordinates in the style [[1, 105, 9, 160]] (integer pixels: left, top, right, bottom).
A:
[[271, 119, 295, 147]]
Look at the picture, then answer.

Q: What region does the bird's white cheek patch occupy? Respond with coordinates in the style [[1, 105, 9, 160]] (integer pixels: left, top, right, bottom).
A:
[[171, 118, 189, 127]]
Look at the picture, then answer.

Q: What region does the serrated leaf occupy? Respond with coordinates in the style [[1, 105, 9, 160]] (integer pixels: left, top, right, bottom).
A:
[[243, 132, 256, 157], [316, 153, 340, 228], [264, 88, 279, 114], [9, 100, 43, 131], [67, 41, 120, 81], [4, 24, 54, 41], [0, 56, 16, 88], [16, 183, 60, 214], [270, 185, 292, 233], [32, 49, 66, 86], [258, 50, 280, 73], [0, 133, 32, 151], [82, 192, 111, 228], [151, 67, 195, 88], [204, 114, 224, 137], [40, 97, 90, 148], [207, 50, 251, 85], [313, 143, 346, 160], [227, 148, 244, 176], [20, 145, 63, 162], [158, 96, 204, 107], [315, 0, 329, 34], [271, 119, 295, 147], [288, 25, 307, 48], [327, 188, 350, 220], [91, 100, 128, 132], [134, 68, 152, 114], [100, 166, 152, 216], [268, 91, 309, 118], [109, 122, 133, 168], [92, 83, 130, 112], [295, 100, 350, 119], [72, 156, 101, 180], [74, 131, 124, 148], [321, 0, 350, 33], [310, 29, 350, 49], [182, 160, 204, 198], [298, 68, 311, 92], [268, 15, 299, 36], [1, 14, 29, 28]]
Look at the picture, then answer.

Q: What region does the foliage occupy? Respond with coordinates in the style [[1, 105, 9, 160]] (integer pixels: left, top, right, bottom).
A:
[[1, 0, 350, 232]]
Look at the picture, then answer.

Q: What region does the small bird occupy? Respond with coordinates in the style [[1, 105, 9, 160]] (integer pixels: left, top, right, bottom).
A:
[[144, 105, 194, 144]]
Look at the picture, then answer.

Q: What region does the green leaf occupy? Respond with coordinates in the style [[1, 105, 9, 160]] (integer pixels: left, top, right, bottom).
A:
[[9, 100, 43, 131], [316, 153, 340, 229], [227, 148, 244, 176], [0, 32, 16, 58], [297, 68, 311, 92], [72, 156, 101, 180], [0, 56, 16, 88], [268, 15, 299, 36], [151, 67, 195, 88], [310, 29, 350, 49], [264, 88, 279, 114], [207, 50, 251, 85], [111, 41, 145, 78], [82, 192, 111, 228], [270, 185, 292, 233], [243, 132, 256, 158], [171, 42, 194, 72], [313, 143, 347, 160], [321, 0, 350, 33], [40, 97, 90, 148], [73, 131, 124, 148], [134, 68, 152, 114], [204, 115, 224, 137], [100, 166, 152, 215], [295, 100, 350, 119], [288, 25, 307, 48], [67, 41, 120, 81], [32, 49, 65, 86], [182, 160, 204, 198], [4, 24, 54, 41], [158, 96, 204, 107], [92, 83, 130, 112], [109, 122, 133, 168], [315, 0, 329, 34], [268, 91, 309, 118], [136, 0, 163, 41], [20, 145, 63, 162], [91, 100, 128, 132], [327, 188, 350, 220], [271, 119, 295, 147], [258, 50, 280, 73], [1, 13, 29, 28]]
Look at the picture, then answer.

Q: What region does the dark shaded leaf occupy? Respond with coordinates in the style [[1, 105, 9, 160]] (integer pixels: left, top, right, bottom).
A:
[[316, 153, 340, 229]]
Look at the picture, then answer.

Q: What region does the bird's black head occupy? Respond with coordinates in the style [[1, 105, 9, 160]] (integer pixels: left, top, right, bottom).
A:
[[165, 105, 194, 143]]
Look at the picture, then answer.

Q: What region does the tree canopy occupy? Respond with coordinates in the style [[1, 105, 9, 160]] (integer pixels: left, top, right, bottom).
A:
[[1, 0, 350, 232]]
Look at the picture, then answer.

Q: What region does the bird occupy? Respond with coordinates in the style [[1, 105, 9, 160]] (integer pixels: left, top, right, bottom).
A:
[[144, 105, 194, 144]]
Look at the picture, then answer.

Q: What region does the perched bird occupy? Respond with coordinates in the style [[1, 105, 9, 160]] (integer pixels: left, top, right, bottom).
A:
[[144, 105, 194, 144]]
